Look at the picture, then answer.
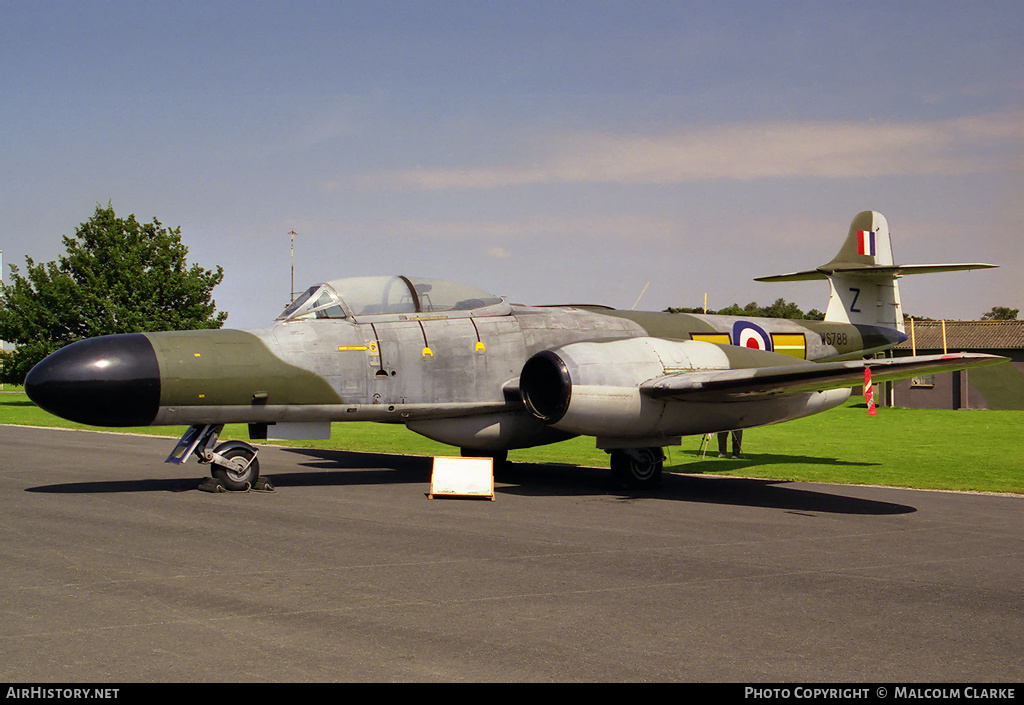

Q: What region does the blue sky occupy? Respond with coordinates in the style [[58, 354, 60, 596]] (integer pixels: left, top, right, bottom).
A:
[[2, 0, 1021, 328]]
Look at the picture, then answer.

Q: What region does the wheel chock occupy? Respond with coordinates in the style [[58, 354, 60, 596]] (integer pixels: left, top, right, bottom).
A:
[[251, 477, 275, 492], [198, 477, 229, 493], [197, 476, 275, 493]]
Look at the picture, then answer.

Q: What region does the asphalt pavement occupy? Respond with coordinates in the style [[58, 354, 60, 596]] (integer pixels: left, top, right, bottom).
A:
[[1, 424, 1020, 682]]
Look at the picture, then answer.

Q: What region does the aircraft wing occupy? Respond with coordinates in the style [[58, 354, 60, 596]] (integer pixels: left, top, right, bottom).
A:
[[640, 352, 1006, 402]]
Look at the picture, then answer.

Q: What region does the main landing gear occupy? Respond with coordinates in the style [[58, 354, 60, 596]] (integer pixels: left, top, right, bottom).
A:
[[166, 424, 267, 492], [608, 447, 665, 489], [457, 446, 665, 489]]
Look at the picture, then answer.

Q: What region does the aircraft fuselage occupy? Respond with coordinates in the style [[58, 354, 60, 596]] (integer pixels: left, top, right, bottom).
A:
[[26, 302, 903, 434]]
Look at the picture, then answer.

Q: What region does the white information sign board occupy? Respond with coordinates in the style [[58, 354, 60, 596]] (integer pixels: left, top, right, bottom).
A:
[[429, 456, 495, 500]]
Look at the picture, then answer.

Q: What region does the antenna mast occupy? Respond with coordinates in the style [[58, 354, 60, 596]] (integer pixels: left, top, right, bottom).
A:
[[288, 230, 297, 301], [631, 282, 650, 310]]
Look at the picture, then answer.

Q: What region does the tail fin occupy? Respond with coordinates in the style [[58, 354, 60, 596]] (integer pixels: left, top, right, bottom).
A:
[[820, 211, 903, 331], [756, 211, 996, 334]]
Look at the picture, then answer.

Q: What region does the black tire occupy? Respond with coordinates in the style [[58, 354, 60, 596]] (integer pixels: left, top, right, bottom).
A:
[[211, 446, 260, 491], [610, 447, 663, 489]]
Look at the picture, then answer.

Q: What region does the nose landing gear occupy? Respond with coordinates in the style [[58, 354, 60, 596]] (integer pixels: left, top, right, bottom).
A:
[[167, 424, 270, 492]]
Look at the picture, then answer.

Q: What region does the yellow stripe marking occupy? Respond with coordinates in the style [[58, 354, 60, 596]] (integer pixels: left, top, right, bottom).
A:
[[771, 334, 806, 359], [692, 333, 731, 345]]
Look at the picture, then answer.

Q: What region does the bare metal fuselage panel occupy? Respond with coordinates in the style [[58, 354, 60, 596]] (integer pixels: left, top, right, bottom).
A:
[[146, 303, 902, 431]]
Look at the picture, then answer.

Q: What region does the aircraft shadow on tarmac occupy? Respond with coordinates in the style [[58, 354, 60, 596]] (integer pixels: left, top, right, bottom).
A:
[[26, 476, 206, 494], [274, 447, 915, 515], [26, 447, 915, 516]]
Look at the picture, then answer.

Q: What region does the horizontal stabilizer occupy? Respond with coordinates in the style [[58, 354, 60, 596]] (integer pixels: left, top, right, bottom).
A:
[[756, 262, 996, 283], [753, 211, 999, 332], [641, 352, 1006, 402]]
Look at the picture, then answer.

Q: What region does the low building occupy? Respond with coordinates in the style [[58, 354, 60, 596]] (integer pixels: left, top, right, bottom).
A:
[[888, 320, 1024, 410]]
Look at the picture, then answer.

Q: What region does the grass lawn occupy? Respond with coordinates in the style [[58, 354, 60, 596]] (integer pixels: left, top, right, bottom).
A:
[[2, 388, 1021, 494]]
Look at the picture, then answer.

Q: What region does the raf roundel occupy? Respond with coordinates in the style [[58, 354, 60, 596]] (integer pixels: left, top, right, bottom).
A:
[[732, 321, 773, 352]]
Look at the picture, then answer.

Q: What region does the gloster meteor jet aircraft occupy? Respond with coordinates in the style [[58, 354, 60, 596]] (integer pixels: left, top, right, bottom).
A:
[[25, 211, 1004, 489]]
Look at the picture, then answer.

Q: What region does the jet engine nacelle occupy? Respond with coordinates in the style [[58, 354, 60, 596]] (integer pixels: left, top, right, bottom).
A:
[[519, 337, 852, 441], [520, 337, 705, 439]]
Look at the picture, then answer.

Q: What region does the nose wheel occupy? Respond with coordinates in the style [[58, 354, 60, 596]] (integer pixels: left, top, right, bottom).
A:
[[210, 444, 261, 491], [166, 424, 264, 491]]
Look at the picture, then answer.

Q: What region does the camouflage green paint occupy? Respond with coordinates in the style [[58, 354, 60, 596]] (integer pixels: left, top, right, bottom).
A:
[[589, 308, 903, 361], [146, 329, 341, 408]]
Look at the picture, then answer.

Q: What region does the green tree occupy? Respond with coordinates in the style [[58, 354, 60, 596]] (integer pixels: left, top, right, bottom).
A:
[[665, 298, 821, 319], [663, 306, 705, 314], [0, 204, 227, 383], [980, 306, 1019, 321], [761, 297, 805, 319], [714, 302, 751, 317]]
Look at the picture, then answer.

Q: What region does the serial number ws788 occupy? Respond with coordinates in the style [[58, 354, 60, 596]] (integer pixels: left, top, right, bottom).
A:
[[820, 331, 849, 347]]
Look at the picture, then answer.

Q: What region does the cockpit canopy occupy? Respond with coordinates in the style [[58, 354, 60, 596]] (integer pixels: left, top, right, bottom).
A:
[[277, 276, 506, 322]]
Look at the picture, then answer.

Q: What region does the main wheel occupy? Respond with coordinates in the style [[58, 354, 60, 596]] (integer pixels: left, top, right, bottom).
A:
[[211, 445, 260, 491], [610, 447, 664, 489]]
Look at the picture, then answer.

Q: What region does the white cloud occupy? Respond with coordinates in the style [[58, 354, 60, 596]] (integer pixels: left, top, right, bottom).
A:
[[289, 213, 682, 242], [265, 213, 685, 248], [347, 112, 1024, 191]]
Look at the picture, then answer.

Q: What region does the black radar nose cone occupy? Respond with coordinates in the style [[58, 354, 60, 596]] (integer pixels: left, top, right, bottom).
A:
[[24, 333, 160, 427]]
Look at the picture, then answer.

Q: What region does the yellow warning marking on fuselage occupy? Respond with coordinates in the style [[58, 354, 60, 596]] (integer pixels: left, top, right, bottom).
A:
[[475, 341, 486, 352], [337, 345, 369, 351], [422, 347, 433, 357], [691, 333, 731, 345], [771, 334, 806, 359]]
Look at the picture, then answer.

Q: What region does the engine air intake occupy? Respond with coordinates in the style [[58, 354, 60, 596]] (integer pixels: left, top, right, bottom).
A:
[[519, 351, 571, 423]]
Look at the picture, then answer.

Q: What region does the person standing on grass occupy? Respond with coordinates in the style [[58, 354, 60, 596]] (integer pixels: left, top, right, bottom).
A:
[[718, 430, 743, 459]]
